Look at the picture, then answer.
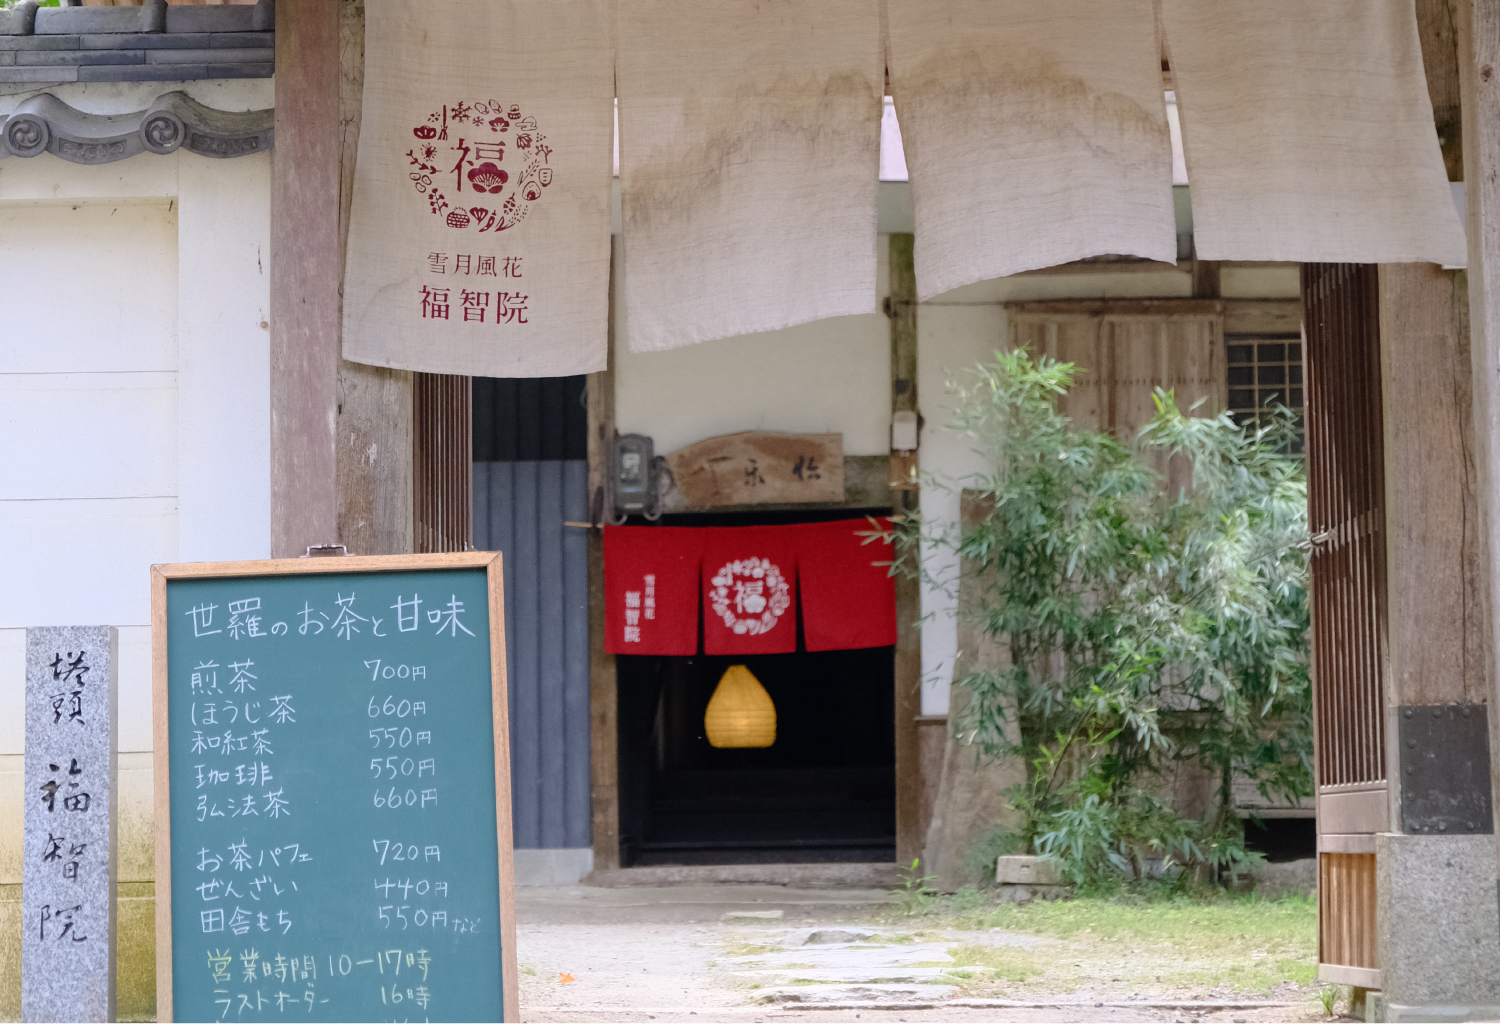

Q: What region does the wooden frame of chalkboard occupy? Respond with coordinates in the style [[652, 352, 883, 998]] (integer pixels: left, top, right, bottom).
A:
[[150, 552, 519, 1022]]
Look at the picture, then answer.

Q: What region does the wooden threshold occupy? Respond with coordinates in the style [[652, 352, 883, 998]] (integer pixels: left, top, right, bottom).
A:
[[1317, 964, 1382, 989]]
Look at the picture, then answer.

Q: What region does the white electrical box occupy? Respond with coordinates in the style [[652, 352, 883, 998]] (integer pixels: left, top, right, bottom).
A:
[[891, 410, 919, 451]]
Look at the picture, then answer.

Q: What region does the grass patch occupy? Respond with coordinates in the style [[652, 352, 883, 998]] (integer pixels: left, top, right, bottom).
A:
[[871, 883, 1316, 998], [945, 943, 1037, 981]]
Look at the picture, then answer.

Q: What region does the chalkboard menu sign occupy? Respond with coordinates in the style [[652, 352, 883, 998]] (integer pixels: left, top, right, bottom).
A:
[[151, 553, 517, 1022]]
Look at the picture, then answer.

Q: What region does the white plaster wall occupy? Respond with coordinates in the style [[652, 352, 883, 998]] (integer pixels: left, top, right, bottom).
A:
[[614, 238, 893, 457], [0, 80, 272, 756]]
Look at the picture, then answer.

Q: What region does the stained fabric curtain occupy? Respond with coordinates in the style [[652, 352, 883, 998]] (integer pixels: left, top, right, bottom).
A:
[[344, 0, 614, 377], [1160, 0, 1465, 265], [603, 521, 897, 656], [886, 0, 1176, 300], [616, 0, 883, 352], [346, 1, 1465, 371]]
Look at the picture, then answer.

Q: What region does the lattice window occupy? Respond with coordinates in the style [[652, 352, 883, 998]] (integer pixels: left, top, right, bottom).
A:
[[1227, 333, 1305, 449]]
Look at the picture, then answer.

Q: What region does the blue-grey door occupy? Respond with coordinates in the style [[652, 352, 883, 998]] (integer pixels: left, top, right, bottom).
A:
[[472, 377, 591, 852]]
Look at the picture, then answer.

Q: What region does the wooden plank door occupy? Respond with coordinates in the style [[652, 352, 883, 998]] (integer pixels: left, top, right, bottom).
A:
[[1009, 299, 1226, 495], [1302, 263, 1387, 989]]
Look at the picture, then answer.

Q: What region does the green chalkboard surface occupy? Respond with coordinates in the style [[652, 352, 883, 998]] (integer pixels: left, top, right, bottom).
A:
[[153, 554, 516, 1023]]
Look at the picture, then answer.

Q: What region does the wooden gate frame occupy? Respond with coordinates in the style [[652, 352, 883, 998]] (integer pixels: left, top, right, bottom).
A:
[[583, 237, 925, 872]]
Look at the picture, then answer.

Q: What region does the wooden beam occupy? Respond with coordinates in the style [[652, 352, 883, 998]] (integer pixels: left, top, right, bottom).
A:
[[587, 240, 621, 871], [1455, 0, 1500, 879], [335, 0, 413, 556], [1004, 298, 1224, 318], [271, 0, 340, 557], [890, 233, 923, 866], [1223, 299, 1302, 335]]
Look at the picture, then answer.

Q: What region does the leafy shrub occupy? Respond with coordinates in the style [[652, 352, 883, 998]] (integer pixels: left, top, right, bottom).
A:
[[891, 350, 1310, 885]]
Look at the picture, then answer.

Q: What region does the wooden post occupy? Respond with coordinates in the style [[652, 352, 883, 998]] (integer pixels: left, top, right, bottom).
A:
[[1456, 0, 1500, 891], [271, 0, 341, 558], [1381, 0, 1490, 770], [1419, 0, 1465, 183], [335, 0, 413, 556], [587, 240, 621, 871], [1379, 261, 1488, 781], [890, 233, 923, 866], [1191, 257, 1221, 299]]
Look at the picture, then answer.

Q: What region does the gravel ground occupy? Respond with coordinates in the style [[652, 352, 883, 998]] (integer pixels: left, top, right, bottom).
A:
[[512, 886, 1341, 1024]]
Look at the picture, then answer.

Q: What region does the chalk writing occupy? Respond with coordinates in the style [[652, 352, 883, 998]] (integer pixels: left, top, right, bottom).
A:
[[169, 570, 498, 1019], [372, 841, 440, 865], [364, 660, 427, 682], [367, 696, 428, 719]]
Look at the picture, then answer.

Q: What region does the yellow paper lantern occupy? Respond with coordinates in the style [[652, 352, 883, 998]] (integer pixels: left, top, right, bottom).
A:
[[704, 665, 777, 748]]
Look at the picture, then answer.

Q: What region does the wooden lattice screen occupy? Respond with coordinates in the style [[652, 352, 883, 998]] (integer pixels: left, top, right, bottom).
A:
[[1302, 263, 1386, 986], [414, 372, 473, 553]]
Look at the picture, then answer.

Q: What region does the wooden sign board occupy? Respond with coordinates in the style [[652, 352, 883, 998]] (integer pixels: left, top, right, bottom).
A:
[[662, 431, 844, 509], [151, 552, 518, 1022]]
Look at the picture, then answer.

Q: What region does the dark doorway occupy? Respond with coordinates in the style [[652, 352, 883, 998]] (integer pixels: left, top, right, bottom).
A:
[[1243, 816, 1317, 863], [617, 646, 896, 865]]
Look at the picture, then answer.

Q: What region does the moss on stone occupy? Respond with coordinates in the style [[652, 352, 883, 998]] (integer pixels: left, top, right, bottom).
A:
[[1, 884, 19, 1023], [0, 883, 156, 1024], [117, 888, 156, 1022]]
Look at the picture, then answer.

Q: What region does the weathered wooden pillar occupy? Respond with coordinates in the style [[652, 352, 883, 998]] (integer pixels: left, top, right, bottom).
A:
[[273, 0, 413, 559], [889, 234, 924, 866], [1460, 0, 1500, 906], [335, 0, 413, 556], [271, 0, 341, 557], [1374, 259, 1499, 1015], [587, 241, 620, 872], [1364, 0, 1500, 1017]]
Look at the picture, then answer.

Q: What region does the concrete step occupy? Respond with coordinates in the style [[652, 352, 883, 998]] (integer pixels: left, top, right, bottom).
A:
[[583, 862, 901, 889], [515, 882, 895, 924]]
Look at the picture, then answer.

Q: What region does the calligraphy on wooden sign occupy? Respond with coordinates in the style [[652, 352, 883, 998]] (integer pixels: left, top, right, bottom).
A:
[[662, 431, 844, 509]]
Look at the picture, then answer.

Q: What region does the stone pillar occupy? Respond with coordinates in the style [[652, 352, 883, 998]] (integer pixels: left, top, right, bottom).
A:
[[21, 627, 117, 1024], [1375, 833, 1500, 1022]]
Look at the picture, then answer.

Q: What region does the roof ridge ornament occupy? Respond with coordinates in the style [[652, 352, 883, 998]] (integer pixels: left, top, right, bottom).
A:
[[0, 91, 272, 165]]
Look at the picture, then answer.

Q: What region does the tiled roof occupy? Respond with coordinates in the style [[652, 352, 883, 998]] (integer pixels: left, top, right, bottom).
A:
[[0, 0, 274, 84]]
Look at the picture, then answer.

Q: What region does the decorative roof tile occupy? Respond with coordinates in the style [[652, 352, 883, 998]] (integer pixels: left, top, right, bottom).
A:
[[0, 90, 272, 163]]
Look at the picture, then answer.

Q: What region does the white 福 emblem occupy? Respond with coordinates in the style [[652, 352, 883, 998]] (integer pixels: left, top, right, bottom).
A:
[[709, 558, 791, 636]]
